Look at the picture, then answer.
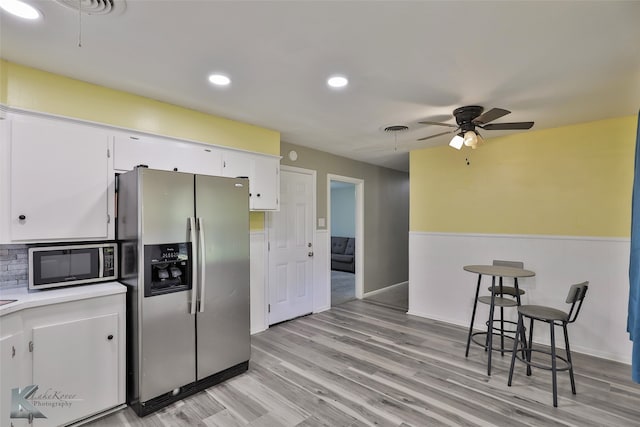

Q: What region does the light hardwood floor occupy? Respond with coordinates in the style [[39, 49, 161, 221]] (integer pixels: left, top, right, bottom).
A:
[[88, 300, 640, 426]]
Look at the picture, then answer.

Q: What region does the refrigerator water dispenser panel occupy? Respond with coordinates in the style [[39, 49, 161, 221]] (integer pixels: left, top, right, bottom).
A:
[[144, 243, 192, 297]]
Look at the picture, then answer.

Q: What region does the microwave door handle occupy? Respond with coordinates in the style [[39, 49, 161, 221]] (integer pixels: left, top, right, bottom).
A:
[[98, 247, 105, 278], [198, 217, 206, 313], [189, 217, 198, 315]]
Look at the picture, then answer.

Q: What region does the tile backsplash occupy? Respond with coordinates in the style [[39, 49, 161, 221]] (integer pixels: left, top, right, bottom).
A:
[[0, 245, 28, 289]]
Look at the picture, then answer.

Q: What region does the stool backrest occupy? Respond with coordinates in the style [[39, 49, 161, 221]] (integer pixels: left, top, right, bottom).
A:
[[566, 281, 589, 323], [493, 260, 524, 269]]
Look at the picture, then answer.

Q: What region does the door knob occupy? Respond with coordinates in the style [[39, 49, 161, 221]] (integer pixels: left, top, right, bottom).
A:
[[308, 252, 314, 257]]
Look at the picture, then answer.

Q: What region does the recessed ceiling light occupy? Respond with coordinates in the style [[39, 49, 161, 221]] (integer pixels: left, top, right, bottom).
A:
[[0, 0, 41, 20], [208, 74, 231, 86], [327, 75, 348, 89]]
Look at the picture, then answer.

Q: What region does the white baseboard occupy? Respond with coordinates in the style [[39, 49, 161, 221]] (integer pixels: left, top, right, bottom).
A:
[[364, 281, 408, 298], [314, 305, 331, 314]]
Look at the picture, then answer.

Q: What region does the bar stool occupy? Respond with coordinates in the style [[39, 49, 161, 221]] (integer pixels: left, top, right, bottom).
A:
[[508, 281, 589, 407], [466, 260, 525, 358]]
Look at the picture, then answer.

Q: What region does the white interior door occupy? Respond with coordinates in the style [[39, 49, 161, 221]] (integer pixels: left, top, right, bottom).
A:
[[267, 168, 314, 325]]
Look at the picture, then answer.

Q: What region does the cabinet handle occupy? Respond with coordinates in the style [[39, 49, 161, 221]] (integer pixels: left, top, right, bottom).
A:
[[257, 193, 261, 197], [173, 168, 178, 171], [107, 334, 114, 340], [11, 345, 15, 358], [18, 215, 26, 220]]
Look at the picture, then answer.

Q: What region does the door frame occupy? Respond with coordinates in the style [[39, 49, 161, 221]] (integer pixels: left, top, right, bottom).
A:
[[266, 165, 317, 326], [327, 174, 364, 300]]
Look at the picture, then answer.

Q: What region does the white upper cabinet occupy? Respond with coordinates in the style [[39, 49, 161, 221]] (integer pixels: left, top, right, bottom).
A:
[[2, 115, 112, 243], [115, 134, 280, 210], [250, 155, 280, 211], [114, 134, 222, 177], [222, 151, 279, 210]]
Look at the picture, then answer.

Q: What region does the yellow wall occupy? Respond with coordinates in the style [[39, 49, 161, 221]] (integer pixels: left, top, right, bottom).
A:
[[1, 60, 279, 230], [410, 115, 637, 237]]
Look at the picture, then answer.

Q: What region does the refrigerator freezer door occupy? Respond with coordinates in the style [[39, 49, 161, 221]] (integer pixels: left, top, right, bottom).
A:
[[138, 169, 197, 402], [195, 175, 251, 380]]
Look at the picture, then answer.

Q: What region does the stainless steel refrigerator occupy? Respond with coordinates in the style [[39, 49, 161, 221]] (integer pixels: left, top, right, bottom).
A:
[[117, 167, 250, 416]]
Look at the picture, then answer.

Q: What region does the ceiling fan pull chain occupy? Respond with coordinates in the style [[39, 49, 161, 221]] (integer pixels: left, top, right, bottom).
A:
[[78, 0, 82, 47]]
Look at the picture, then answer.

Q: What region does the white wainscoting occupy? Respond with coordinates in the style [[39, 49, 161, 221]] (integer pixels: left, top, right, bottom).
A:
[[408, 231, 633, 364], [314, 229, 331, 313], [250, 231, 267, 335]]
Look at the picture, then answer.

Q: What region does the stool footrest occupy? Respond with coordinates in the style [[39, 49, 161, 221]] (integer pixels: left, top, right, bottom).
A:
[[470, 331, 518, 352], [484, 319, 519, 334], [478, 296, 518, 307], [514, 347, 572, 372]]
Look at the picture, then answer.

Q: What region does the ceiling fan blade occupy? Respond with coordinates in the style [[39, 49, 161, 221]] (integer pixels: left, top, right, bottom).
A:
[[417, 130, 454, 141], [480, 121, 534, 130], [417, 120, 458, 128], [472, 108, 511, 125]]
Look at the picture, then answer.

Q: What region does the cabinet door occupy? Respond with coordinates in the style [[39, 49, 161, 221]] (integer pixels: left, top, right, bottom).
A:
[[251, 156, 279, 210], [182, 144, 222, 176], [10, 117, 109, 241], [0, 332, 28, 427], [32, 313, 119, 427], [221, 150, 252, 180], [113, 134, 177, 172], [115, 135, 222, 176]]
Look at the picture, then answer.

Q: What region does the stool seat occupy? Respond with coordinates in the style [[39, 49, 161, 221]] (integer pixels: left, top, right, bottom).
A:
[[518, 305, 568, 322], [487, 286, 525, 296], [478, 296, 518, 307]]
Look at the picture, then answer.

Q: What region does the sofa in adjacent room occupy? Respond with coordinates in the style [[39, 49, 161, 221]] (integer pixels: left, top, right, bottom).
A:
[[331, 236, 355, 273]]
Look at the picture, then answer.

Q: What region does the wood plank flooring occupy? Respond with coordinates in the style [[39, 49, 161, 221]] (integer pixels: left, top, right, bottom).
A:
[[87, 300, 640, 426]]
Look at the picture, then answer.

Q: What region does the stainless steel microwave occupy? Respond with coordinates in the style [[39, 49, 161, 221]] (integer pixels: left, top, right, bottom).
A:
[[29, 243, 118, 290]]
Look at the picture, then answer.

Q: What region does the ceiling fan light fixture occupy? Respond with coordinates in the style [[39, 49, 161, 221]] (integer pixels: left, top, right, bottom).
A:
[[449, 134, 464, 150], [463, 130, 477, 147]]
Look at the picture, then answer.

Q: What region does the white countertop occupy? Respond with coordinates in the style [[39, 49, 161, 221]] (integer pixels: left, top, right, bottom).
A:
[[0, 282, 126, 316]]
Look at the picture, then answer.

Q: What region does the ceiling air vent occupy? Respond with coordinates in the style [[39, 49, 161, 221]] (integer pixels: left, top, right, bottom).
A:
[[52, 0, 123, 15]]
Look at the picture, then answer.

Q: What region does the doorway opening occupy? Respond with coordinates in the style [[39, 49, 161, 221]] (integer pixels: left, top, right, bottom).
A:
[[328, 175, 364, 307]]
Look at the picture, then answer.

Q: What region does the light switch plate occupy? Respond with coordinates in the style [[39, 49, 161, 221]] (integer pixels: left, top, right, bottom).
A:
[[318, 218, 326, 227]]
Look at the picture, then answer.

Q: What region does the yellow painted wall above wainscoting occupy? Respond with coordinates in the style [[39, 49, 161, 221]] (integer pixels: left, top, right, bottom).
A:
[[410, 115, 637, 237], [0, 60, 279, 156]]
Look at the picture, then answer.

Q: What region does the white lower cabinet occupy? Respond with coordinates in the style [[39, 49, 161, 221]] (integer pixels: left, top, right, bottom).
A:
[[0, 316, 28, 427], [0, 290, 125, 427], [32, 313, 119, 426]]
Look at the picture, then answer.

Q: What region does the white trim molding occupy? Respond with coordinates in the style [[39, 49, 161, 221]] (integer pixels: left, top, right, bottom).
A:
[[314, 229, 331, 313], [250, 230, 268, 335], [327, 174, 364, 300], [363, 281, 408, 298]]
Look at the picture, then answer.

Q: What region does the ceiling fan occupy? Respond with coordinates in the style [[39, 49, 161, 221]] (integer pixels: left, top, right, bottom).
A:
[[417, 106, 534, 150]]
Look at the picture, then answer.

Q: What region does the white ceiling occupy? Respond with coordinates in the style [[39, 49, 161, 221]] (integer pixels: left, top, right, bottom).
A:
[[1, 1, 639, 171]]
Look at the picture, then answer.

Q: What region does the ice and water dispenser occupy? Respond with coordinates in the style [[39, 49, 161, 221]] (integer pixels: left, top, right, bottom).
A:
[[143, 243, 192, 297]]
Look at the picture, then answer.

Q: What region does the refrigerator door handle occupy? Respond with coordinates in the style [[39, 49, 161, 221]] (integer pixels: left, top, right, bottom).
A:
[[198, 217, 206, 313], [189, 217, 198, 315]]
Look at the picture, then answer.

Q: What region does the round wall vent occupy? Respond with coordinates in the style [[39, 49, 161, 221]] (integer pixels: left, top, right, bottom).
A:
[[52, 0, 123, 15]]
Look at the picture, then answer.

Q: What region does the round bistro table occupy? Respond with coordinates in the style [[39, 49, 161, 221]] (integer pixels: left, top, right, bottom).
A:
[[463, 264, 535, 376]]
